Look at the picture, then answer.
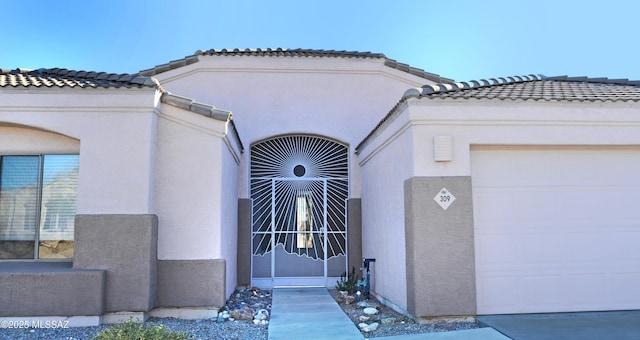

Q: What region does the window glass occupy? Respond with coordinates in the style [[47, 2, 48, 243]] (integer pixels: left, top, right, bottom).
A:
[[0, 154, 79, 260], [38, 155, 79, 259], [0, 156, 40, 259]]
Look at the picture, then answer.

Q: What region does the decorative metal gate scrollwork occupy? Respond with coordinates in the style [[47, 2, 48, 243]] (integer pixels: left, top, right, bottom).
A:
[[250, 135, 348, 284]]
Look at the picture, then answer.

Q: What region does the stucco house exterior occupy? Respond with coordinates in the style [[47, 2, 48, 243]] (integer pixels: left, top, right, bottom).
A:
[[1, 48, 639, 325]]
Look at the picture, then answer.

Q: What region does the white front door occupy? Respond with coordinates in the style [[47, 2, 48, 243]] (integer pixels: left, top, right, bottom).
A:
[[472, 147, 640, 314]]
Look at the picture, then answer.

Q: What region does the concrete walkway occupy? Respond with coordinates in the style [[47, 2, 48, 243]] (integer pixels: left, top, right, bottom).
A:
[[268, 288, 364, 340], [268, 288, 508, 340]]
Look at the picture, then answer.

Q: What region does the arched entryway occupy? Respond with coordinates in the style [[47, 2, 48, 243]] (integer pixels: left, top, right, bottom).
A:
[[250, 135, 348, 287]]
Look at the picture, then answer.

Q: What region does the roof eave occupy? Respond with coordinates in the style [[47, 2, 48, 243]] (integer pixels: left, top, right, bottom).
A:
[[136, 48, 453, 83]]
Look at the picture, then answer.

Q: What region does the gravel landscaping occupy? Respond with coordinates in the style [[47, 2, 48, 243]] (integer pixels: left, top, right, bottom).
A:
[[0, 287, 270, 340], [329, 289, 481, 338], [0, 287, 480, 339]]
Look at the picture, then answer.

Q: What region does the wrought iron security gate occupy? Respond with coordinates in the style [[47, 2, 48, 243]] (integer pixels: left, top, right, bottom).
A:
[[250, 135, 348, 287]]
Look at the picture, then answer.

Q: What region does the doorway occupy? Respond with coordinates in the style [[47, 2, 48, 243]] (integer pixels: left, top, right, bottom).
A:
[[250, 135, 348, 287]]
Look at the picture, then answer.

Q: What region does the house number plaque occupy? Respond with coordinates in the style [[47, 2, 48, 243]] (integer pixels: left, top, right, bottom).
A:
[[434, 187, 455, 210]]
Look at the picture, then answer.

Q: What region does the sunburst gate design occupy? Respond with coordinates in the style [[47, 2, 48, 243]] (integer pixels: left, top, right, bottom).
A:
[[251, 135, 348, 264]]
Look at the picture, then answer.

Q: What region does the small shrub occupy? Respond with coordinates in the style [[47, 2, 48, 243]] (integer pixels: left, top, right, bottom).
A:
[[93, 319, 190, 340], [335, 266, 361, 293]]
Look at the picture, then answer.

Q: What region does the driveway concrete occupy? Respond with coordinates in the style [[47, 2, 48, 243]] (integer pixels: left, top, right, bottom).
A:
[[478, 310, 640, 340], [378, 327, 509, 339]]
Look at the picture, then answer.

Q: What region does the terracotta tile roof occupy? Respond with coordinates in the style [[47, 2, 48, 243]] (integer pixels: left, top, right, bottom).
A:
[[161, 92, 231, 121], [0, 68, 159, 89], [0, 68, 242, 148], [403, 75, 640, 102], [198, 48, 386, 58], [356, 75, 640, 153], [138, 48, 454, 83], [161, 92, 244, 152]]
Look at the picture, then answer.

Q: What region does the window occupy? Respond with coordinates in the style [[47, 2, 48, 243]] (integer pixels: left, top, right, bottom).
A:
[[296, 192, 313, 248], [0, 155, 79, 260]]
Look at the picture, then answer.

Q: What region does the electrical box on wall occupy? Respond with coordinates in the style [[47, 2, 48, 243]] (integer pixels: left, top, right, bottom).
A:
[[433, 135, 453, 162]]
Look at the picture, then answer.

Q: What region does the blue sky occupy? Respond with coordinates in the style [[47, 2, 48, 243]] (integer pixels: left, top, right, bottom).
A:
[[1, 0, 638, 82]]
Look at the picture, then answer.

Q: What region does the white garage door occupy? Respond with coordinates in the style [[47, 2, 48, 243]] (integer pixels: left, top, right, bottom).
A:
[[472, 148, 640, 315]]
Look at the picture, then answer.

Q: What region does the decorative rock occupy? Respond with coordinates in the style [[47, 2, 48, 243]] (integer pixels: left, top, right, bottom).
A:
[[363, 307, 378, 315], [344, 295, 355, 305], [356, 301, 369, 308], [381, 317, 397, 324], [358, 322, 379, 332], [217, 310, 231, 322], [231, 307, 255, 320], [254, 309, 269, 321], [358, 315, 370, 322]]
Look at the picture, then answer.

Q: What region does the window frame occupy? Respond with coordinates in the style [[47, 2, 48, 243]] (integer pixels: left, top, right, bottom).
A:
[[0, 153, 79, 262]]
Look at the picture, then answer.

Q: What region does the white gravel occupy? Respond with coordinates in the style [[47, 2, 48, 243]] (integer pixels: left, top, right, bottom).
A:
[[0, 287, 480, 339]]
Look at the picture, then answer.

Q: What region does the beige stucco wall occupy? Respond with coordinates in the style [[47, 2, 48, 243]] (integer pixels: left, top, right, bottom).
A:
[[0, 89, 241, 287], [358, 102, 414, 311], [0, 124, 79, 153], [357, 96, 640, 316], [155, 105, 222, 259], [1, 87, 241, 299], [150, 55, 436, 199], [0, 88, 159, 215], [408, 99, 640, 177], [153, 103, 241, 297], [219, 123, 241, 297]]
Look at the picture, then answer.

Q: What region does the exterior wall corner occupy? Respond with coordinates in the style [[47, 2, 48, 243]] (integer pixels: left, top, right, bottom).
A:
[[73, 214, 158, 312], [404, 176, 476, 318]]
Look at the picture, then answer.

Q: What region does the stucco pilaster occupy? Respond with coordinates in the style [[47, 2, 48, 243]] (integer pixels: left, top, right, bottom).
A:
[[404, 176, 476, 318]]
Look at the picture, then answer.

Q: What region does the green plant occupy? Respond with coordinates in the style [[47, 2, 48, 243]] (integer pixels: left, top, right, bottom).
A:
[[335, 266, 361, 292], [93, 319, 190, 340]]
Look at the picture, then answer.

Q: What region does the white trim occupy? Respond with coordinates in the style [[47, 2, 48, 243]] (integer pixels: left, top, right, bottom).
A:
[[251, 277, 273, 289], [252, 276, 342, 288], [149, 308, 218, 320], [102, 312, 147, 324]]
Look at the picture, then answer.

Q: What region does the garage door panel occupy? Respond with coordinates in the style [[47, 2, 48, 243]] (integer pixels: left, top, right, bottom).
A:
[[562, 190, 604, 219], [472, 148, 640, 314], [603, 188, 640, 218], [478, 275, 519, 313], [473, 189, 516, 222], [519, 234, 565, 265], [518, 190, 563, 221], [610, 273, 640, 305], [520, 275, 567, 312], [563, 188, 640, 220], [476, 233, 526, 272], [566, 273, 611, 309], [565, 233, 605, 263], [609, 232, 640, 260]]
